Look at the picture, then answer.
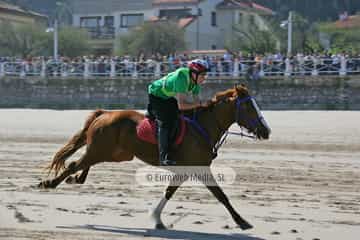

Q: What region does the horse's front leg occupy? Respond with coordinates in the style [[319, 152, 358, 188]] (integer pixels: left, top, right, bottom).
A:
[[202, 171, 253, 230]]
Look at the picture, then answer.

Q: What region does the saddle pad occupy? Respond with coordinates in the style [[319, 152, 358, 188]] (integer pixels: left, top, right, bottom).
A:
[[136, 117, 186, 145]]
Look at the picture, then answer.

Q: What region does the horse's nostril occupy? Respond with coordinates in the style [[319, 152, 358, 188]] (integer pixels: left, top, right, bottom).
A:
[[258, 128, 270, 140], [264, 131, 270, 139]]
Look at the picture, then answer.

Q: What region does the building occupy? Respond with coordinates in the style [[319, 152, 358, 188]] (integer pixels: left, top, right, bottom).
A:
[[318, 13, 360, 51], [216, 0, 274, 47], [0, 0, 47, 26], [334, 13, 360, 29], [71, 0, 273, 53], [72, 0, 152, 54]]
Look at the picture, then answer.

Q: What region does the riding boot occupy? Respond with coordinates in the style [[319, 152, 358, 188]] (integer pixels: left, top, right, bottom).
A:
[[158, 126, 176, 166]]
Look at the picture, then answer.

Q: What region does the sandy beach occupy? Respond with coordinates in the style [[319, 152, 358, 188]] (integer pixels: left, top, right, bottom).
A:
[[0, 109, 360, 240]]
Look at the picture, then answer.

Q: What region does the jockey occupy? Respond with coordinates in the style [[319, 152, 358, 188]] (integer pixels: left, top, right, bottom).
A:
[[147, 59, 209, 166]]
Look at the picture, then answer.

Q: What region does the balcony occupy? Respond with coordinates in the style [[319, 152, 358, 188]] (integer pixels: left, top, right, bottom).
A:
[[82, 26, 115, 39]]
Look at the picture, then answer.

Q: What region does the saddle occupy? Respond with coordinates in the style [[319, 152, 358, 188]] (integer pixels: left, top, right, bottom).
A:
[[136, 116, 186, 145]]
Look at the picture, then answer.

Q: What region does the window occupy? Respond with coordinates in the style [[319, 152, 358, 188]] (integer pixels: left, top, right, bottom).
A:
[[121, 14, 144, 28], [211, 44, 217, 50], [159, 9, 191, 19], [249, 15, 255, 25], [104, 16, 114, 27], [238, 12, 243, 23], [211, 11, 217, 26], [80, 16, 101, 28]]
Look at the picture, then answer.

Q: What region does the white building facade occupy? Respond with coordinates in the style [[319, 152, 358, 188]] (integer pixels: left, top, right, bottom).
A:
[[71, 0, 273, 51]]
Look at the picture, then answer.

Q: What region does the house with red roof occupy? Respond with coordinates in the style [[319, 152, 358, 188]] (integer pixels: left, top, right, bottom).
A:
[[0, 0, 47, 26], [334, 13, 360, 29], [318, 13, 360, 51], [71, 0, 274, 53], [151, 0, 273, 50]]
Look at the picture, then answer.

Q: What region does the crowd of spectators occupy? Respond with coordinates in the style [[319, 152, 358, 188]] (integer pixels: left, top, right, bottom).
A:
[[1, 51, 360, 78]]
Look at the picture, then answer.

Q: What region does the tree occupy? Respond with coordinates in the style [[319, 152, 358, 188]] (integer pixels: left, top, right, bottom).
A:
[[115, 21, 186, 57], [0, 21, 50, 57], [54, 0, 73, 26], [0, 22, 91, 58], [227, 11, 323, 55], [319, 23, 360, 54], [302, 23, 324, 54], [255, 0, 360, 22], [57, 27, 91, 57], [270, 12, 323, 54], [228, 21, 277, 54], [290, 13, 311, 53]]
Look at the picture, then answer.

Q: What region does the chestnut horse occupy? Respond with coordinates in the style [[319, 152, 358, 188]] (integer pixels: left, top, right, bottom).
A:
[[39, 84, 271, 230]]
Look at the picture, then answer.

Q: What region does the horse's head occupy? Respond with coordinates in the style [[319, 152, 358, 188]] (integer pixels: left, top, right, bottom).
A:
[[231, 84, 271, 140]]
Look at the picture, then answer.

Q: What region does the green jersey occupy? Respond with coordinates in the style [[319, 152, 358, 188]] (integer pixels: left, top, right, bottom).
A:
[[148, 67, 200, 99]]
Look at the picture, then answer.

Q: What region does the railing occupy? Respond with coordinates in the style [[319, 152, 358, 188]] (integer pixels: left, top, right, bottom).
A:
[[1, 58, 360, 78], [81, 26, 115, 39]]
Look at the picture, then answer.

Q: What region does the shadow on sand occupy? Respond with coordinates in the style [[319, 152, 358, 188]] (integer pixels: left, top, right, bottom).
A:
[[57, 224, 265, 240]]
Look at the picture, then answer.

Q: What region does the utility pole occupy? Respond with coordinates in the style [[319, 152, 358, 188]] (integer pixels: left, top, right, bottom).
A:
[[287, 11, 292, 57], [196, 4, 200, 50], [54, 18, 58, 61], [52, 1, 73, 61]]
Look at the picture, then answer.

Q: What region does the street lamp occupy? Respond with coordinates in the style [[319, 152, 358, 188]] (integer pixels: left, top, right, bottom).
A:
[[53, 18, 59, 61], [45, 1, 72, 61], [45, 20, 58, 61], [196, 4, 201, 50], [280, 11, 292, 56]]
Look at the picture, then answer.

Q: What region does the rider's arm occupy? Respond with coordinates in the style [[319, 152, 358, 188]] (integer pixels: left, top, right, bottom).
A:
[[177, 93, 201, 110]]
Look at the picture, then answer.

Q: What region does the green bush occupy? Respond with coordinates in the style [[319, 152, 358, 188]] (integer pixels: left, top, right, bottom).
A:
[[115, 21, 186, 57]]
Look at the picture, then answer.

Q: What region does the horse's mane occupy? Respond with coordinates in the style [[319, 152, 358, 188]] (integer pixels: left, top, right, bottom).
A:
[[181, 84, 249, 116], [211, 88, 237, 104]]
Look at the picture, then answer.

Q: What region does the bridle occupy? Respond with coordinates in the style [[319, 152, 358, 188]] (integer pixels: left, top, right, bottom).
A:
[[185, 94, 269, 159], [235, 95, 265, 133]]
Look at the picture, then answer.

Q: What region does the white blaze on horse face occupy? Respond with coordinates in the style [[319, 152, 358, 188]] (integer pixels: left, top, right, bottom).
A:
[[251, 98, 271, 134]]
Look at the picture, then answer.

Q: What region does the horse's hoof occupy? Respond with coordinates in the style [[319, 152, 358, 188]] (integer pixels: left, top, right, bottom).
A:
[[38, 180, 54, 189], [155, 223, 167, 230], [65, 176, 76, 184], [38, 180, 48, 189], [239, 222, 253, 230]]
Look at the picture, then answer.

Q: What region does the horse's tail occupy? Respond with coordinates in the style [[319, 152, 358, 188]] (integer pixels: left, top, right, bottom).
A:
[[46, 109, 105, 177]]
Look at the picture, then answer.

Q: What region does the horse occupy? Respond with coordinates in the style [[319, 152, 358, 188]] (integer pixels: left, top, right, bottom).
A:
[[38, 84, 271, 230]]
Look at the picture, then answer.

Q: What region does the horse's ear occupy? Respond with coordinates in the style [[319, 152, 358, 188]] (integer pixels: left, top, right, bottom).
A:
[[214, 89, 235, 102], [236, 83, 246, 90], [236, 84, 249, 97]]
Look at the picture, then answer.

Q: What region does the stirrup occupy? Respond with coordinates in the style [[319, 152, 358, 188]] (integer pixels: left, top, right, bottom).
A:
[[160, 158, 176, 166]]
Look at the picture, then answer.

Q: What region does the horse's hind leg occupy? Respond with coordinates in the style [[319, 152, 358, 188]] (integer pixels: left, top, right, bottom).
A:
[[39, 155, 92, 189], [65, 167, 90, 184]]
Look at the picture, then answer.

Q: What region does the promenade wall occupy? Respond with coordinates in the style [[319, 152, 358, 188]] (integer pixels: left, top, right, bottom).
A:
[[1, 76, 360, 110]]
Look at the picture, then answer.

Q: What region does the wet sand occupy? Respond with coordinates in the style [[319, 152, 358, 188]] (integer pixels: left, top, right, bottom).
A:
[[0, 110, 360, 240]]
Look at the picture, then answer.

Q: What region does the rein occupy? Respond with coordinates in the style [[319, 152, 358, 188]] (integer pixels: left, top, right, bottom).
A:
[[227, 130, 257, 139], [183, 113, 221, 159], [184, 95, 257, 159], [183, 114, 212, 147]]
